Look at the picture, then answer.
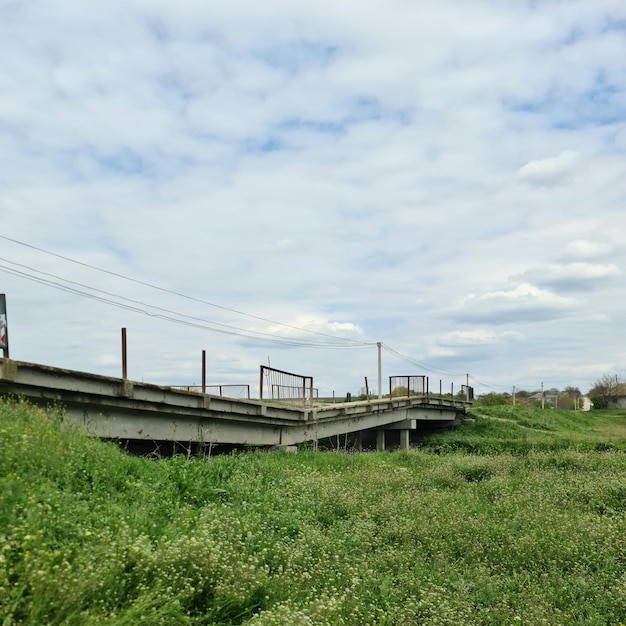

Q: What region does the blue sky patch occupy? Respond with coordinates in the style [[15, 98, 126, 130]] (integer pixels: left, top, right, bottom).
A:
[[254, 40, 338, 75]]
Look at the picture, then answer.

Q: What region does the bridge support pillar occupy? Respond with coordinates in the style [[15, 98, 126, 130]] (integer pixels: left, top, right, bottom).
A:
[[376, 430, 385, 451], [354, 432, 363, 452], [399, 429, 410, 451]]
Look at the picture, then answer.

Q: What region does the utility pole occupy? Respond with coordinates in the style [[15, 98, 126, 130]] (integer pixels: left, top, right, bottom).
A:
[[377, 341, 382, 399], [541, 381, 545, 409]]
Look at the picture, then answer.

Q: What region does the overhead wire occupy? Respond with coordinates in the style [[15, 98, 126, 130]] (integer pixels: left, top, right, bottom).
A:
[[0, 235, 373, 347], [1, 236, 506, 389], [380, 344, 508, 393], [380, 343, 465, 377], [468, 375, 516, 393], [0, 261, 372, 349]]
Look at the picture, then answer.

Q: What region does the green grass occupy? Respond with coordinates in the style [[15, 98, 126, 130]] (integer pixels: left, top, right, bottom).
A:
[[419, 404, 626, 454], [1, 398, 625, 625]]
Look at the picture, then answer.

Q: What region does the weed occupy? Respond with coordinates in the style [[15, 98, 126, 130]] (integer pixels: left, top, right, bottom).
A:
[[0, 398, 625, 625]]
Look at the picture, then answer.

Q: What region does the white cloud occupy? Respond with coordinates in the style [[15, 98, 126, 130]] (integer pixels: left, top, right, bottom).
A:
[[250, 316, 364, 339], [563, 239, 613, 260], [521, 262, 621, 290], [450, 284, 577, 324], [264, 239, 299, 252], [437, 329, 526, 347], [516, 150, 581, 186], [2, 0, 626, 395]]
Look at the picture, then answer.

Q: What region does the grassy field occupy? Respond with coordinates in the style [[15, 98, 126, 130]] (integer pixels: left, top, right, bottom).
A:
[[0, 398, 625, 625]]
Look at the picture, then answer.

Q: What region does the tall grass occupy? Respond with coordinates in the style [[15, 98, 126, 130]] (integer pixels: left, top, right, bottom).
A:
[[1, 398, 625, 625], [419, 404, 626, 454]]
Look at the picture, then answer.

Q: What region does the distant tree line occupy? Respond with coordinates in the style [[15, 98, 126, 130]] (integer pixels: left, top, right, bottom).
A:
[[475, 386, 583, 410], [475, 372, 626, 410]]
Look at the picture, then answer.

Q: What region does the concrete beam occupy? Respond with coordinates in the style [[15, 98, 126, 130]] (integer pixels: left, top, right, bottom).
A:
[[385, 419, 416, 430]]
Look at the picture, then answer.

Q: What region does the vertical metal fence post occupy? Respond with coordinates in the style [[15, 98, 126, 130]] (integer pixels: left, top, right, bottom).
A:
[[259, 366, 264, 401], [202, 350, 206, 394], [121, 328, 127, 380]]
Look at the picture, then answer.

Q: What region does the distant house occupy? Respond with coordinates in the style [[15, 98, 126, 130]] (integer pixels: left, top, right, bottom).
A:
[[528, 392, 591, 410], [606, 383, 626, 409], [528, 392, 559, 407]]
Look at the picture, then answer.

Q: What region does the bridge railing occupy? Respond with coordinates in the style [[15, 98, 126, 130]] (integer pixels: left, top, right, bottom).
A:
[[389, 375, 474, 401], [461, 385, 474, 401], [389, 375, 427, 398], [260, 365, 314, 407], [271, 384, 319, 403], [170, 384, 251, 399]]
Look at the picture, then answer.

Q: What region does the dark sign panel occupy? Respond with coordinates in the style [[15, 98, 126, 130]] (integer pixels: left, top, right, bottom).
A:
[[0, 294, 8, 353]]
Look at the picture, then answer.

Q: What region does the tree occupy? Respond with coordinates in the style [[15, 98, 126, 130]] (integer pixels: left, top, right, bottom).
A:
[[563, 386, 582, 398], [588, 373, 623, 409], [390, 385, 410, 398], [554, 386, 580, 410]]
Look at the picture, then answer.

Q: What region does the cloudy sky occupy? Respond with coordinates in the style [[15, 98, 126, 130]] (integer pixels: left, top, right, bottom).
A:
[[2, 0, 626, 397]]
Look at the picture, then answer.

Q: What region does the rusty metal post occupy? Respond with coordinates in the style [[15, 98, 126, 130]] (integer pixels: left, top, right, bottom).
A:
[[364, 376, 369, 399], [439, 379, 442, 396], [121, 328, 127, 380], [202, 350, 206, 394], [1, 293, 9, 359]]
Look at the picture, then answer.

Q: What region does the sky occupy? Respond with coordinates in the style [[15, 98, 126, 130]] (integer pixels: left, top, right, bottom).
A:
[[1, 0, 626, 398]]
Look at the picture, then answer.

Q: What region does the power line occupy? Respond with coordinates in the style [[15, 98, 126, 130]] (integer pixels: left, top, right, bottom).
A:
[[0, 235, 373, 347], [380, 345, 508, 392], [1, 236, 493, 383], [0, 263, 369, 349], [467, 376, 508, 393], [0, 262, 372, 349], [0, 257, 364, 347], [380, 343, 465, 377]]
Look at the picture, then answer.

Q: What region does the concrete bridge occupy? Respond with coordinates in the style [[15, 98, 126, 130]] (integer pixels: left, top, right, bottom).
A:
[[0, 358, 472, 451]]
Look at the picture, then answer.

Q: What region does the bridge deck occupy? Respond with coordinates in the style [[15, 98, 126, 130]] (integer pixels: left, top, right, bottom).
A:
[[0, 358, 471, 447]]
